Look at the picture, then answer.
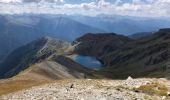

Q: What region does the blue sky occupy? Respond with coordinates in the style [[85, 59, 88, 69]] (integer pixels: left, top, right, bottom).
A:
[[0, 0, 169, 17]]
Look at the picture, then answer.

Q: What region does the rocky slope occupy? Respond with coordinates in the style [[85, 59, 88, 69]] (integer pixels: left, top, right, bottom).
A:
[[13, 59, 93, 80], [100, 29, 170, 79], [71, 29, 170, 79], [0, 78, 170, 100], [2, 29, 170, 80], [1, 29, 170, 99], [0, 37, 70, 78], [0, 36, 104, 96], [129, 32, 153, 39], [71, 33, 132, 64], [0, 54, 103, 96], [0, 36, 103, 79]]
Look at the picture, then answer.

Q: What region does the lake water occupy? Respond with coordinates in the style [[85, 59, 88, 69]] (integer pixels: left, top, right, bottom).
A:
[[73, 55, 102, 69]]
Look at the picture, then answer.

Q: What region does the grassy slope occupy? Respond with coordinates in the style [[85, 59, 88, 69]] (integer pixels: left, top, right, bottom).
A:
[[0, 55, 106, 96], [0, 62, 55, 96], [0, 79, 53, 96]]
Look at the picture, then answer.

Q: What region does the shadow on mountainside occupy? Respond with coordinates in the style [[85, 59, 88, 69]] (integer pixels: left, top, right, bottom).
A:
[[1, 29, 170, 80], [70, 29, 170, 80]]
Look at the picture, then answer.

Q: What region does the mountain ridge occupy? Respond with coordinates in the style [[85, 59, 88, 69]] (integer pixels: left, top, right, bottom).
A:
[[0, 37, 70, 78], [0, 29, 170, 99], [71, 29, 170, 79], [0, 14, 104, 61], [2, 29, 170, 79]]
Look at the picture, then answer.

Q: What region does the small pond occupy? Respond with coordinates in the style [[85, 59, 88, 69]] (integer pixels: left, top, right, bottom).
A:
[[73, 55, 102, 69]]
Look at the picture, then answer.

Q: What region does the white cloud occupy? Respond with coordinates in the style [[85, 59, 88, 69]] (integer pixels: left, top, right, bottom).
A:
[[114, 0, 123, 5], [0, 0, 21, 3], [0, 0, 170, 17], [0, 0, 64, 3]]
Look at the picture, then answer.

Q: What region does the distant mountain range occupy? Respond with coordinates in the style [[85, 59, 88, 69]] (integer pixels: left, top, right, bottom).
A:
[[70, 14, 170, 35], [0, 14, 104, 61], [0, 14, 170, 99], [0, 14, 170, 62]]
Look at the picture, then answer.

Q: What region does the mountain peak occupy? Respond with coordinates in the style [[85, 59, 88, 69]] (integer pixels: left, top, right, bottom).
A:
[[159, 28, 170, 32], [42, 36, 53, 40], [74, 33, 132, 43], [152, 28, 170, 38]]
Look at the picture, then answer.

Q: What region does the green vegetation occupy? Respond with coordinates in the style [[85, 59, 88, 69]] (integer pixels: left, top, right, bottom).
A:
[[134, 82, 168, 96], [0, 79, 52, 96]]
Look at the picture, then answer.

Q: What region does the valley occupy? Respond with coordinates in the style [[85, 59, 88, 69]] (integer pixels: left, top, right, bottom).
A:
[[0, 28, 170, 99], [71, 29, 170, 79], [1, 0, 170, 99], [0, 14, 170, 99], [1, 14, 170, 63]]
